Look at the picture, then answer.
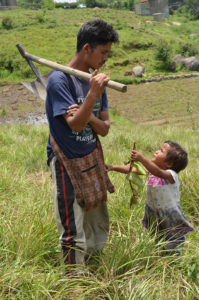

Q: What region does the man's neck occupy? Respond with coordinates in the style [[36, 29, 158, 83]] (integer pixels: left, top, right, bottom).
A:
[[68, 53, 90, 73]]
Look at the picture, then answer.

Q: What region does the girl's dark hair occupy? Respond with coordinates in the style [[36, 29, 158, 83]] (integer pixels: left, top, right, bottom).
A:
[[164, 140, 188, 173], [76, 19, 119, 52]]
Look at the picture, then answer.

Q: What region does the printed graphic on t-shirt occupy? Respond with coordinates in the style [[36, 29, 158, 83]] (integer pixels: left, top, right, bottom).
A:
[[68, 95, 100, 144]]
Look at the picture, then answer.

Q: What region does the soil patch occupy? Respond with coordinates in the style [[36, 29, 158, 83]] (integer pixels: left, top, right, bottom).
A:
[[0, 82, 47, 125], [1, 76, 199, 128]]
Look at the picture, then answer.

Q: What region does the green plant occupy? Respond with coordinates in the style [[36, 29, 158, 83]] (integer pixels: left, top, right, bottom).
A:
[[154, 40, 173, 70], [35, 11, 46, 23], [1, 109, 6, 116], [179, 43, 198, 56], [2, 17, 13, 30], [184, 0, 199, 19]]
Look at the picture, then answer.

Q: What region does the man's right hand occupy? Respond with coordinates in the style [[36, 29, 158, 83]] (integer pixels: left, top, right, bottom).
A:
[[89, 69, 110, 98]]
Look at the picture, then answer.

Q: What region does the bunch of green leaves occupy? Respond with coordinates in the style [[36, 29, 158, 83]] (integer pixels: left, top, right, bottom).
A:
[[125, 161, 147, 206]]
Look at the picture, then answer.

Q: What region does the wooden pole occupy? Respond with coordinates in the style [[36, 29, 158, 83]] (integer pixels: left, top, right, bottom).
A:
[[16, 44, 127, 93]]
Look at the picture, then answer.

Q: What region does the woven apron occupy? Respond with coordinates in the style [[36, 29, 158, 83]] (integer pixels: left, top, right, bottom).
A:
[[50, 135, 115, 211]]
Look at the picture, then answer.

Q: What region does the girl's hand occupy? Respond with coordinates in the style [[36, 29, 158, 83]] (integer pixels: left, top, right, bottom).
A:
[[131, 150, 143, 162]]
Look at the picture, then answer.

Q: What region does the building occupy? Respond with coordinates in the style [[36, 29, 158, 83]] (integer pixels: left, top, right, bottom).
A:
[[135, 0, 169, 18], [0, 0, 17, 8]]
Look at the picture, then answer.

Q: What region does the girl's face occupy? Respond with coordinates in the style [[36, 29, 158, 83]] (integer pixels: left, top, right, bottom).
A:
[[152, 143, 172, 169]]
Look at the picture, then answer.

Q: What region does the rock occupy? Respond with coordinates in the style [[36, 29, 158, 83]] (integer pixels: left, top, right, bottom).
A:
[[170, 54, 186, 71], [172, 22, 181, 26], [2, 87, 10, 93], [132, 66, 144, 77], [183, 56, 199, 71], [190, 33, 198, 38], [172, 54, 185, 64], [169, 61, 176, 72], [124, 71, 133, 76]]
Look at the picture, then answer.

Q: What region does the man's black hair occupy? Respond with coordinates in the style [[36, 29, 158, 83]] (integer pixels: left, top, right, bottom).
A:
[[164, 140, 188, 173], [76, 19, 119, 52]]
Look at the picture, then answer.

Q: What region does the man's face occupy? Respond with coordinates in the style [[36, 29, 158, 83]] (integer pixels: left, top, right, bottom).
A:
[[87, 42, 112, 70]]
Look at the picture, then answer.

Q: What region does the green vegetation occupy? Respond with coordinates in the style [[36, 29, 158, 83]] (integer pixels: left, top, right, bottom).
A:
[[1, 8, 199, 83], [107, 76, 199, 129], [0, 6, 199, 298], [184, 0, 199, 20], [0, 116, 198, 298], [154, 40, 173, 70]]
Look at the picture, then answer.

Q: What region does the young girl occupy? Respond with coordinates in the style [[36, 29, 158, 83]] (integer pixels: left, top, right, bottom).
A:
[[109, 140, 194, 254]]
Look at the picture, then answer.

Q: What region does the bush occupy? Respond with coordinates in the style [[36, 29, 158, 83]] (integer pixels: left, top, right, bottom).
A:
[[35, 11, 46, 23], [154, 40, 172, 70], [179, 43, 198, 56], [2, 17, 13, 30]]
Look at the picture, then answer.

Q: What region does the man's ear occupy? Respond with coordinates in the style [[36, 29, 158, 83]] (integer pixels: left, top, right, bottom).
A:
[[82, 43, 91, 53]]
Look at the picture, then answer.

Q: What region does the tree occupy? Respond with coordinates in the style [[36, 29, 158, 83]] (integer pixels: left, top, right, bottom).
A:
[[129, 0, 134, 10], [184, 0, 199, 19], [85, 0, 97, 7]]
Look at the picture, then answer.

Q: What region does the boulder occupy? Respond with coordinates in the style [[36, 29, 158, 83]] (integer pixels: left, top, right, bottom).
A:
[[172, 54, 185, 65], [183, 56, 199, 71], [132, 66, 144, 77]]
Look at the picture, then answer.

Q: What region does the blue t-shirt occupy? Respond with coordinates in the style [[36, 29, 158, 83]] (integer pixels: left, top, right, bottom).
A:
[[45, 71, 109, 162]]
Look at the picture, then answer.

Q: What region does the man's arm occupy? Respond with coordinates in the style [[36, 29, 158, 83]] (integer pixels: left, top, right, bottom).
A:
[[63, 70, 109, 132], [88, 110, 110, 137]]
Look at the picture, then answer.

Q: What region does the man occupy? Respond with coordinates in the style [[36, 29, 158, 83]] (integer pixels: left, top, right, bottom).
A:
[[46, 19, 118, 273]]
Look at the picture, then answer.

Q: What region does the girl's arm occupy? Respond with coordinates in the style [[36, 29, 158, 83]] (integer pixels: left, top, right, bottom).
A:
[[131, 151, 174, 184], [106, 164, 138, 174]]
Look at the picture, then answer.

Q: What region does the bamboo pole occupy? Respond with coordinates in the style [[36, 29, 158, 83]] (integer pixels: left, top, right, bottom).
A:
[[16, 44, 127, 93]]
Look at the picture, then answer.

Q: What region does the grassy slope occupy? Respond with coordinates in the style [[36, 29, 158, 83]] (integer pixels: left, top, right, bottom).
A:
[[0, 7, 199, 299], [0, 117, 198, 299], [107, 76, 199, 128], [1, 7, 199, 127], [1, 8, 199, 82]]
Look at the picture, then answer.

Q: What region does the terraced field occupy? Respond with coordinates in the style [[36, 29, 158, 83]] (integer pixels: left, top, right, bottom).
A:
[[107, 76, 199, 128], [1, 76, 199, 127]]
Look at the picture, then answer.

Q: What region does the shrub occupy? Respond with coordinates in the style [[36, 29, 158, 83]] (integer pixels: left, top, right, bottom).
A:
[[154, 40, 172, 70], [179, 43, 198, 56], [35, 11, 46, 23], [2, 17, 13, 30]]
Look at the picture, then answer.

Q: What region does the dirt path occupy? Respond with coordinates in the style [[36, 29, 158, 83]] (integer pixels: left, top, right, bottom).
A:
[[0, 83, 47, 125]]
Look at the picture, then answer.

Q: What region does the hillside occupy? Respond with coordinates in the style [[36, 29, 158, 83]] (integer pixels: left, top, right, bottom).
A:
[[1, 7, 199, 128], [1, 7, 199, 82], [1, 75, 199, 129], [0, 8, 199, 299]]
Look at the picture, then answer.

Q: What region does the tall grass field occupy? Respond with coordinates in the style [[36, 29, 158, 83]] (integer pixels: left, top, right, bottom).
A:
[[0, 5, 199, 299], [0, 113, 198, 299]]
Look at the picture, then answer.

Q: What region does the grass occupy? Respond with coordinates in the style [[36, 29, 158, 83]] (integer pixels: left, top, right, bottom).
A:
[[1, 8, 199, 82], [0, 113, 198, 299], [0, 6, 199, 298], [107, 76, 199, 128]]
